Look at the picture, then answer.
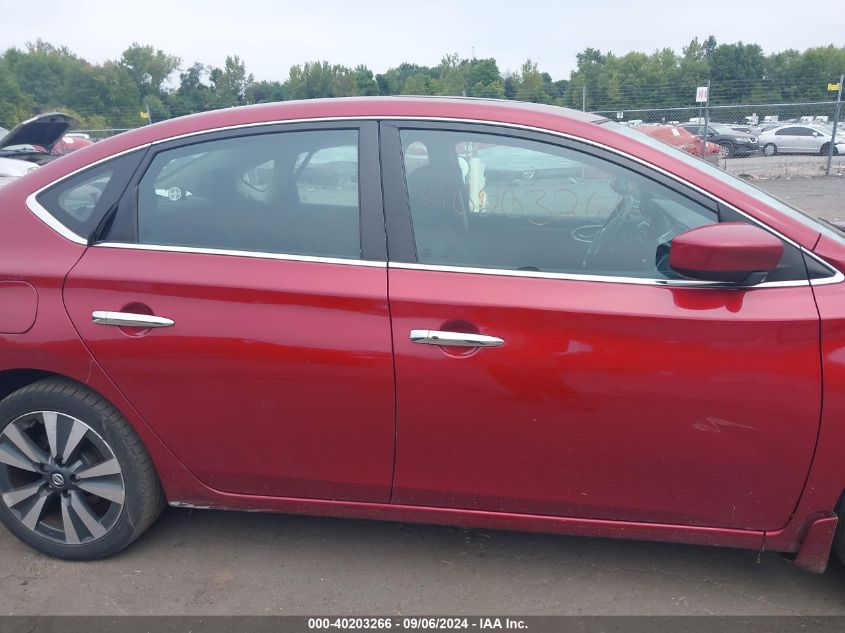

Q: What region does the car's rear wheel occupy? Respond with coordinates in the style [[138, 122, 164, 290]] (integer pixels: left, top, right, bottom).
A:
[[820, 143, 839, 156], [763, 143, 777, 157], [719, 143, 734, 158], [0, 379, 164, 559]]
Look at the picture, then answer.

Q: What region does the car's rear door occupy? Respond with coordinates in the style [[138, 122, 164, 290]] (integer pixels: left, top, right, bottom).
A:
[[381, 120, 824, 531], [63, 121, 396, 501], [775, 127, 800, 152]]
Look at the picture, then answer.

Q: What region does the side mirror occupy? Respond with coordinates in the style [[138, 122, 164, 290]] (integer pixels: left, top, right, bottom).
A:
[[669, 222, 784, 284]]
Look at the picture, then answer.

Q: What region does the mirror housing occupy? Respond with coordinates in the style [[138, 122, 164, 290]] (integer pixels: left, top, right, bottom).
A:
[[669, 222, 784, 284]]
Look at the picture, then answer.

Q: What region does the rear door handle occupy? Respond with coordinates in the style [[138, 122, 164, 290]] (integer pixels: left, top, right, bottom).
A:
[[92, 311, 175, 328], [410, 329, 504, 348]]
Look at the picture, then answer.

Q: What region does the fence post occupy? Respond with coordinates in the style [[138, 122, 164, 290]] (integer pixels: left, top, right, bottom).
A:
[[582, 85, 587, 111], [826, 73, 843, 177]]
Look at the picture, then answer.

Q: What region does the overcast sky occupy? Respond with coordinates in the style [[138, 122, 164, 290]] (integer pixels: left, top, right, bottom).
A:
[[1, 0, 842, 81]]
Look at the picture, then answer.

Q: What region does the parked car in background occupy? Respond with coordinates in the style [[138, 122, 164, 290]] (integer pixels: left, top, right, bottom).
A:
[[0, 156, 38, 188], [0, 113, 77, 165], [635, 124, 721, 163], [758, 125, 845, 156], [4, 97, 845, 579], [49, 135, 94, 156], [678, 122, 759, 158]]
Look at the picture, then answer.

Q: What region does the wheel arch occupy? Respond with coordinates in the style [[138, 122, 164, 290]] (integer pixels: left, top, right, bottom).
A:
[[0, 368, 60, 403], [0, 366, 208, 505]]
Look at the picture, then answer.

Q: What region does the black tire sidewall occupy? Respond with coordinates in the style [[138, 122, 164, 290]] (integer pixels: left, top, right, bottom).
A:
[[0, 383, 148, 559]]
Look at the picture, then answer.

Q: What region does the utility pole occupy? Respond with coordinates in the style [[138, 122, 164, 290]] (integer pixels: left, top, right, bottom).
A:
[[826, 73, 843, 177], [702, 79, 711, 160]]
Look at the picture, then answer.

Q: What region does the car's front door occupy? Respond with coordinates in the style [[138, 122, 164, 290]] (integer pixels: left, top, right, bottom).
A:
[[381, 121, 823, 530], [63, 122, 396, 501]]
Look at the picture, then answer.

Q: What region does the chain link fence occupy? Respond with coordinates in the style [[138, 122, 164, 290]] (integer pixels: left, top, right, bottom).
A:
[[593, 100, 844, 179]]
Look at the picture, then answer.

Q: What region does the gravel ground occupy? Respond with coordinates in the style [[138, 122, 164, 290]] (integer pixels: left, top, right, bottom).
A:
[[721, 153, 845, 180], [1, 176, 845, 616]]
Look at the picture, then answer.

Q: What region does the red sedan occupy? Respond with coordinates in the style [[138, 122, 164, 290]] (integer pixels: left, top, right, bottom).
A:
[[1, 98, 844, 572], [635, 124, 722, 160]]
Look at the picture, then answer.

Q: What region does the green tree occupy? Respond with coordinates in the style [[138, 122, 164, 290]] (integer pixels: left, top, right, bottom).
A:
[[513, 59, 548, 103], [119, 43, 180, 99], [435, 53, 467, 95], [168, 63, 214, 116], [569, 48, 608, 109], [709, 42, 765, 103], [402, 73, 435, 95], [353, 65, 379, 96], [210, 55, 254, 107], [0, 63, 32, 126], [246, 79, 286, 104]]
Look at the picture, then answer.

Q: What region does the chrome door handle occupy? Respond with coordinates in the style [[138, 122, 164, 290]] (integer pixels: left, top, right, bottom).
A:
[[92, 311, 175, 328], [409, 329, 504, 348]]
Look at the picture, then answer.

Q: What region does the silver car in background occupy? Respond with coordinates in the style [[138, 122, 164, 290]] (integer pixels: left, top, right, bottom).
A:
[[758, 124, 844, 156], [0, 156, 38, 188]]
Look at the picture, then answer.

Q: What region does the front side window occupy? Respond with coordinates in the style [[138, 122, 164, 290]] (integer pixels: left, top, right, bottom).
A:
[[399, 129, 716, 279], [136, 129, 361, 259], [603, 120, 845, 250]]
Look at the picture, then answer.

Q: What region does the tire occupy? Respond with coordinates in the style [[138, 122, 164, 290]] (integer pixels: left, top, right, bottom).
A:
[[835, 498, 845, 567], [0, 379, 164, 559], [719, 143, 734, 158], [821, 143, 839, 157], [763, 143, 777, 157]]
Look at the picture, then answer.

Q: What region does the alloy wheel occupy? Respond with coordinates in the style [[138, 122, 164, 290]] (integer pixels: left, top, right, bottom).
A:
[[0, 411, 125, 545]]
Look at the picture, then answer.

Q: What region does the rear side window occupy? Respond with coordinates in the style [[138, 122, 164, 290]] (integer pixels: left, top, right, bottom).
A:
[[135, 129, 361, 259], [35, 150, 145, 240]]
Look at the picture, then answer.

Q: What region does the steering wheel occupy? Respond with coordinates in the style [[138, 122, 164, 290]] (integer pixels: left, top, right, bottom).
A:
[[581, 194, 638, 269]]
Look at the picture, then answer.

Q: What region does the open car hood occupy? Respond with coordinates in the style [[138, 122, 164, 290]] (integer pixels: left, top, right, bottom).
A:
[[0, 113, 76, 152]]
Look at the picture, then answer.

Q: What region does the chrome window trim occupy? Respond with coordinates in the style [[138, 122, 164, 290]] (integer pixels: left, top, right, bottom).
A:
[[25, 192, 89, 245], [23, 114, 841, 285], [389, 258, 843, 289], [96, 242, 386, 268]]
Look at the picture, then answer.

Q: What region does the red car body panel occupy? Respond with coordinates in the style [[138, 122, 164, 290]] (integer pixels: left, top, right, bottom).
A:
[[2, 97, 845, 563], [388, 268, 820, 530], [64, 248, 395, 501]]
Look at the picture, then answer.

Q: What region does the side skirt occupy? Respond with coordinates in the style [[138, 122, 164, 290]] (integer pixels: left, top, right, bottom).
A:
[[170, 495, 765, 552]]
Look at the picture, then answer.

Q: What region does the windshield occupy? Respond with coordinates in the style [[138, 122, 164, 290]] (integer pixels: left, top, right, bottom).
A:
[[599, 120, 845, 245]]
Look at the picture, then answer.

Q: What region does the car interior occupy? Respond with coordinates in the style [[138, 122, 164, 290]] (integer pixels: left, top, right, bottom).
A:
[[137, 130, 361, 259], [401, 130, 716, 279]]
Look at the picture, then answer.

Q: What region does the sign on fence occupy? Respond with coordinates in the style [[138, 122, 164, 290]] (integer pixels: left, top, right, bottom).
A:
[[695, 86, 709, 103]]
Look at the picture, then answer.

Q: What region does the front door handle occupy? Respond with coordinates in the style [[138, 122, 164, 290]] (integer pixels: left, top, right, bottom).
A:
[[410, 329, 504, 348], [92, 311, 175, 328]]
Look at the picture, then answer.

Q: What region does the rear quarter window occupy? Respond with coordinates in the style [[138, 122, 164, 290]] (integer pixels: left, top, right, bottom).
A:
[[34, 149, 145, 241]]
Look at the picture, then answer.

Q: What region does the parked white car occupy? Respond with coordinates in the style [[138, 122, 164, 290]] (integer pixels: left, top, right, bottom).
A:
[[759, 125, 844, 156], [0, 156, 38, 188]]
